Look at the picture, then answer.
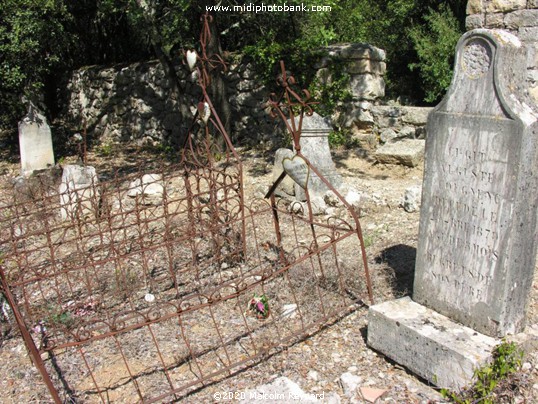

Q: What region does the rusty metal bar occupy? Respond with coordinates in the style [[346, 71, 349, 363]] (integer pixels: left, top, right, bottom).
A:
[[0, 268, 62, 403]]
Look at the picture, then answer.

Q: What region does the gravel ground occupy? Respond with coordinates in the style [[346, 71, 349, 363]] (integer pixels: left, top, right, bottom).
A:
[[0, 145, 537, 403]]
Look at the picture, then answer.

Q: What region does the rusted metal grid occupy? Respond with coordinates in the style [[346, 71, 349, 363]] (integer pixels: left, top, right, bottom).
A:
[[0, 14, 372, 404]]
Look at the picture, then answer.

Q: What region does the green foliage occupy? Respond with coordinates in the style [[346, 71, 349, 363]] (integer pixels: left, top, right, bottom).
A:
[[0, 0, 468, 137], [409, 5, 463, 102], [441, 341, 523, 404], [44, 303, 75, 329], [0, 0, 73, 126], [49, 310, 74, 329], [328, 130, 351, 149], [67, 0, 151, 64], [241, 0, 465, 108], [96, 143, 114, 157], [309, 62, 352, 118]]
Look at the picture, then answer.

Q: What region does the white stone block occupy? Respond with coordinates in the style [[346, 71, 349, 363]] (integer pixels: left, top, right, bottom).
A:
[[367, 297, 497, 390]]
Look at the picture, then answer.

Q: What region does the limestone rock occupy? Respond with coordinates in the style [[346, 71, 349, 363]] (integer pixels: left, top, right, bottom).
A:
[[349, 74, 385, 100], [485, 0, 526, 13], [466, 14, 485, 30], [127, 173, 164, 205], [340, 372, 362, 397], [401, 106, 432, 125], [402, 185, 422, 213], [379, 128, 397, 144], [375, 139, 425, 167], [466, 0, 483, 15]]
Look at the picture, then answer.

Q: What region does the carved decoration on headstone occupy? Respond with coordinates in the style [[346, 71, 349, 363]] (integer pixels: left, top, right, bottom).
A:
[[462, 39, 492, 79], [282, 155, 310, 189]]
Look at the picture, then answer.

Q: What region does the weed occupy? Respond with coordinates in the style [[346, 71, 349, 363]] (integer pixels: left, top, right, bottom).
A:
[[49, 311, 74, 329], [97, 143, 113, 157], [44, 303, 75, 330], [441, 340, 523, 404], [363, 233, 375, 248]]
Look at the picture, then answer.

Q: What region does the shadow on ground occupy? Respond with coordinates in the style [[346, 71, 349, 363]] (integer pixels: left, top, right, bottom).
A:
[[376, 244, 416, 297]]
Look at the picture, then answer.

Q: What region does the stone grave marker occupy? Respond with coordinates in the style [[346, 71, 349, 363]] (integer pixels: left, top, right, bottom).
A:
[[18, 105, 55, 176], [287, 112, 342, 201], [367, 29, 538, 389], [59, 165, 99, 220]]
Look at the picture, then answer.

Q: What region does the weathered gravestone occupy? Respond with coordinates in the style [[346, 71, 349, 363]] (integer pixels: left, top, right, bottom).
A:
[[18, 105, 55, 176], [287, 112, 342, 201], [367, 29, 538, 389], [59, 165, 99, 220]]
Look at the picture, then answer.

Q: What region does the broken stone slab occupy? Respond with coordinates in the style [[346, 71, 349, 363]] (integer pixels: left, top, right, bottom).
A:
[[126, 173, 164, 205], [375, 139, 425, 167], [367, 297, 498, 391]]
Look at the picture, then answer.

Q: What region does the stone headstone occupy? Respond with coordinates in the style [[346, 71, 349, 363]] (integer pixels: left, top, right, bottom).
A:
[[18, 107, 55, 175], [414, 30, 538, 337], [59, 165, 99, 220], [367, 29, 538, 390], [288, 112, 342, 201]]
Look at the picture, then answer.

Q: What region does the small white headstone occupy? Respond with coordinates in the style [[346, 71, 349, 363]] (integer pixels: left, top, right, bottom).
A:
[[18, 107, 55, 176], [59, 165, 99, 220]]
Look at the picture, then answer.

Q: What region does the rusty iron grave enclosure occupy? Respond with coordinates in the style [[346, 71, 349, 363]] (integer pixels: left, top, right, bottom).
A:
[[0, 14, 373, 403]]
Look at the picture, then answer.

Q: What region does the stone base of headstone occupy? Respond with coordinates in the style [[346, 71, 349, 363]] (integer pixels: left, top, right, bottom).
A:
[[368, 297, 538, 391], [367, 297, 499, 390]]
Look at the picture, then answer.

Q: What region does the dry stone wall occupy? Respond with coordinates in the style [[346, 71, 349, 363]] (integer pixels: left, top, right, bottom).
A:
[[315, 44, 432, 147], [466, 0, 538, 105], [63, 56, 278, 146], [62, 45, 430, 148]]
